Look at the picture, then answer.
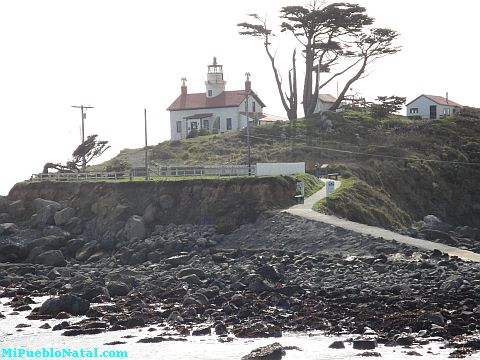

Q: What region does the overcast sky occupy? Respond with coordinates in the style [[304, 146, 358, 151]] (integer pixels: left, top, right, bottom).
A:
[[1, 0, 478, 195]]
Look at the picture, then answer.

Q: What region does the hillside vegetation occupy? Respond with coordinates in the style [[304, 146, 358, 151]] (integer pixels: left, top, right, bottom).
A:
[[97, 107, 480, 229]]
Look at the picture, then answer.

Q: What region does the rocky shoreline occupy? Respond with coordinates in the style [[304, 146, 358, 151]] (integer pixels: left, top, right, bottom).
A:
[[1, 195, 480, 358]]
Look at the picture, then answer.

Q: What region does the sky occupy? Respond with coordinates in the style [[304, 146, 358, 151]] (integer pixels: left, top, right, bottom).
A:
[[0, 0, 479, 195]]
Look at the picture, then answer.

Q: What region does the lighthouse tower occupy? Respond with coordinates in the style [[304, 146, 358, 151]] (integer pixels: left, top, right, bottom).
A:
[[205, 57, 226, 98]]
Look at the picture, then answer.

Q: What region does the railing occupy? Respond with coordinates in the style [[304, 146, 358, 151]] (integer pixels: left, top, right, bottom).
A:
[[31, 172, 127, 182], [131, 165, 256, 177], [30, 165, 257, 182]]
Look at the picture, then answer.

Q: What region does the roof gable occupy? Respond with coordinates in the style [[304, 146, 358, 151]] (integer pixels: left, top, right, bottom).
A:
[[167, 90, 266, 111], [406, 94, 462, 107], [318, 94, 337, 103]]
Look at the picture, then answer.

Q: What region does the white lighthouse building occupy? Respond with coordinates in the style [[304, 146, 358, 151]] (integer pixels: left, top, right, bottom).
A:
[[167, 57, 266, 140]]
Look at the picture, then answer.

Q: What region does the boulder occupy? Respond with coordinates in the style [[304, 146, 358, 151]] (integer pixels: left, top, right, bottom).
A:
[[176, 267, 206, 279], [178, 273, 203, 286], [34, 250, 67, 267], [32, 205, 58, 227], [353, 338, 377, 350], [64, 217, 84, 235], [38, 294, 90, 316], [423, 215, 453, 232], [241, 342, 285, 360], [329, 340, 345, 349], [106, 281, 130, 297], [123, 215, 146, 240], [0, 213, 13, 223], [0, 223, 18, 235], [165, 254, 190, 267], [33, 198, 62, 213], [0, 196, 10, 213], [0, 243, 27, 262], [7, 200, 25, 219], [54, 207, 76, 226]]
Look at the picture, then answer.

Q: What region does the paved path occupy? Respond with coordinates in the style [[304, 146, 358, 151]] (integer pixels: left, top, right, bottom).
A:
[[285, 179, 480, 262]]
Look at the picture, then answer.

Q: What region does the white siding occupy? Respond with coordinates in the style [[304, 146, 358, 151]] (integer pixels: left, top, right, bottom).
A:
[[406, 96, 458, 119], [256, 162, 305, 176], [169, 98, 264, 140], [315, 100, 335, 113]]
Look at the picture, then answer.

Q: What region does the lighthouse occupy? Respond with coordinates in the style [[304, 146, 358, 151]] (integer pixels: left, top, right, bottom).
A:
[[205, 56, 226, 98]]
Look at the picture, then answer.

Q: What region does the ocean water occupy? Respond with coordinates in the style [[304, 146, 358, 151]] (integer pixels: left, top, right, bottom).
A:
[[0, 297, 461, 359]]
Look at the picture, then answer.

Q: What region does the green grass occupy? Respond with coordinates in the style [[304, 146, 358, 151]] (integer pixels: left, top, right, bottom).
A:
[[313, 176, 411, 230]]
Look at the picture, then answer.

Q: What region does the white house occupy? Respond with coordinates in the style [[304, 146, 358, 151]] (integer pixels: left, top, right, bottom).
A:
[[167, 57, 266, 140], [314, 94, 337, 112], [406, 94, 462, 119]]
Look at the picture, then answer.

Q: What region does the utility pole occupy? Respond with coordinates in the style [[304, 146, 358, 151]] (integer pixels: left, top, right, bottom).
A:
[[245, 72, 251, 176], [71, 105, 94, 172], [144, 108, 148, 181]]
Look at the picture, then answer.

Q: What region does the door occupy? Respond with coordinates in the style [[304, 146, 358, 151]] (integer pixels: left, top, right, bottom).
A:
[[429, 105, 437, 119]]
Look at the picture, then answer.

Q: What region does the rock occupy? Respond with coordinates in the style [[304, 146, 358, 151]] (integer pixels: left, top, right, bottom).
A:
[[353, 339, 377, 350], [33, 198, 62, 212], [0, 223, 18, 235], [214, 321, 228, 336], [62, 328, 105, 336], [66, 238, 87, 255], [75, 241, 98, 262], [31, 199, 62, 227], [192, 326, 211, 336], [38, 294, 90, 316], [64, 217, 84, 235], [421, 229, 456, 244], [34, 250, 67, 267], [54, 207, 76, 226], [0, 213, 13, 223], [7, 200, 25, 219], [329, 340, 345, 349], [77, 285, 110, 302], [241, 342, 285, 360], [0, 243, 27, 262], [248, 277, 274, 293], [395, 333, 414, 346], [178, 273, 203, 286], [106, 281, 130, 297], [39, 323, 51, 329], [176, 267, 206, 279], [123, 215, 146, 240], [423, 215, 452, 232], [165, 254, 190, 267]]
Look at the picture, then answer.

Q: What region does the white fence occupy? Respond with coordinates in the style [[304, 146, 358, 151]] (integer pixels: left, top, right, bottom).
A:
[[256, 162, 305, 176], [31, 165, 256, 182], [31, 163, 304, 182], [31, 172, 125, 182]]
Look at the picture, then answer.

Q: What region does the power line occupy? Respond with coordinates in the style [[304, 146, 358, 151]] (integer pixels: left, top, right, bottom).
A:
[[242, 133, 480, 167]]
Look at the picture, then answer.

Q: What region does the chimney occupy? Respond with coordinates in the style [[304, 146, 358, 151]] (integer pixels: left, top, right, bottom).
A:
[[446, 92, 449, 104], [181, 77, 187, 96], [245, 72, 251, 92]]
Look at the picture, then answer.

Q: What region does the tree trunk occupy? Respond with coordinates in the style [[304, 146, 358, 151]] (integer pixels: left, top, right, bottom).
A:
[[329, 56, 368, 111]]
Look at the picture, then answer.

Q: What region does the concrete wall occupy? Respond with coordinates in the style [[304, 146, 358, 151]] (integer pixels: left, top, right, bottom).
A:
[[256, 162, 305, 176]]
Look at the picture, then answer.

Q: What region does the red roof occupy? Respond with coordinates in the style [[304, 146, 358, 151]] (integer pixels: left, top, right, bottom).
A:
[[167, 90, 266, 111], [406, 94, 462, 107]]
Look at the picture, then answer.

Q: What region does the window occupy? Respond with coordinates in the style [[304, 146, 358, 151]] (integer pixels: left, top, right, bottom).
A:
[[443, 108, 451, 115], [190, 121, 198, 130], [203, 119, 209, 129], [252, 101, 256, 112], [176, 121, 182, 133], [409, 108, 419, 114], [226, 118, 232, 130], [208, 89, 212, 97]]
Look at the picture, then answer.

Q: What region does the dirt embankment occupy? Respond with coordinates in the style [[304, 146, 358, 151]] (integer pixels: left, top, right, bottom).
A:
[[7, 177, 296, 234]]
